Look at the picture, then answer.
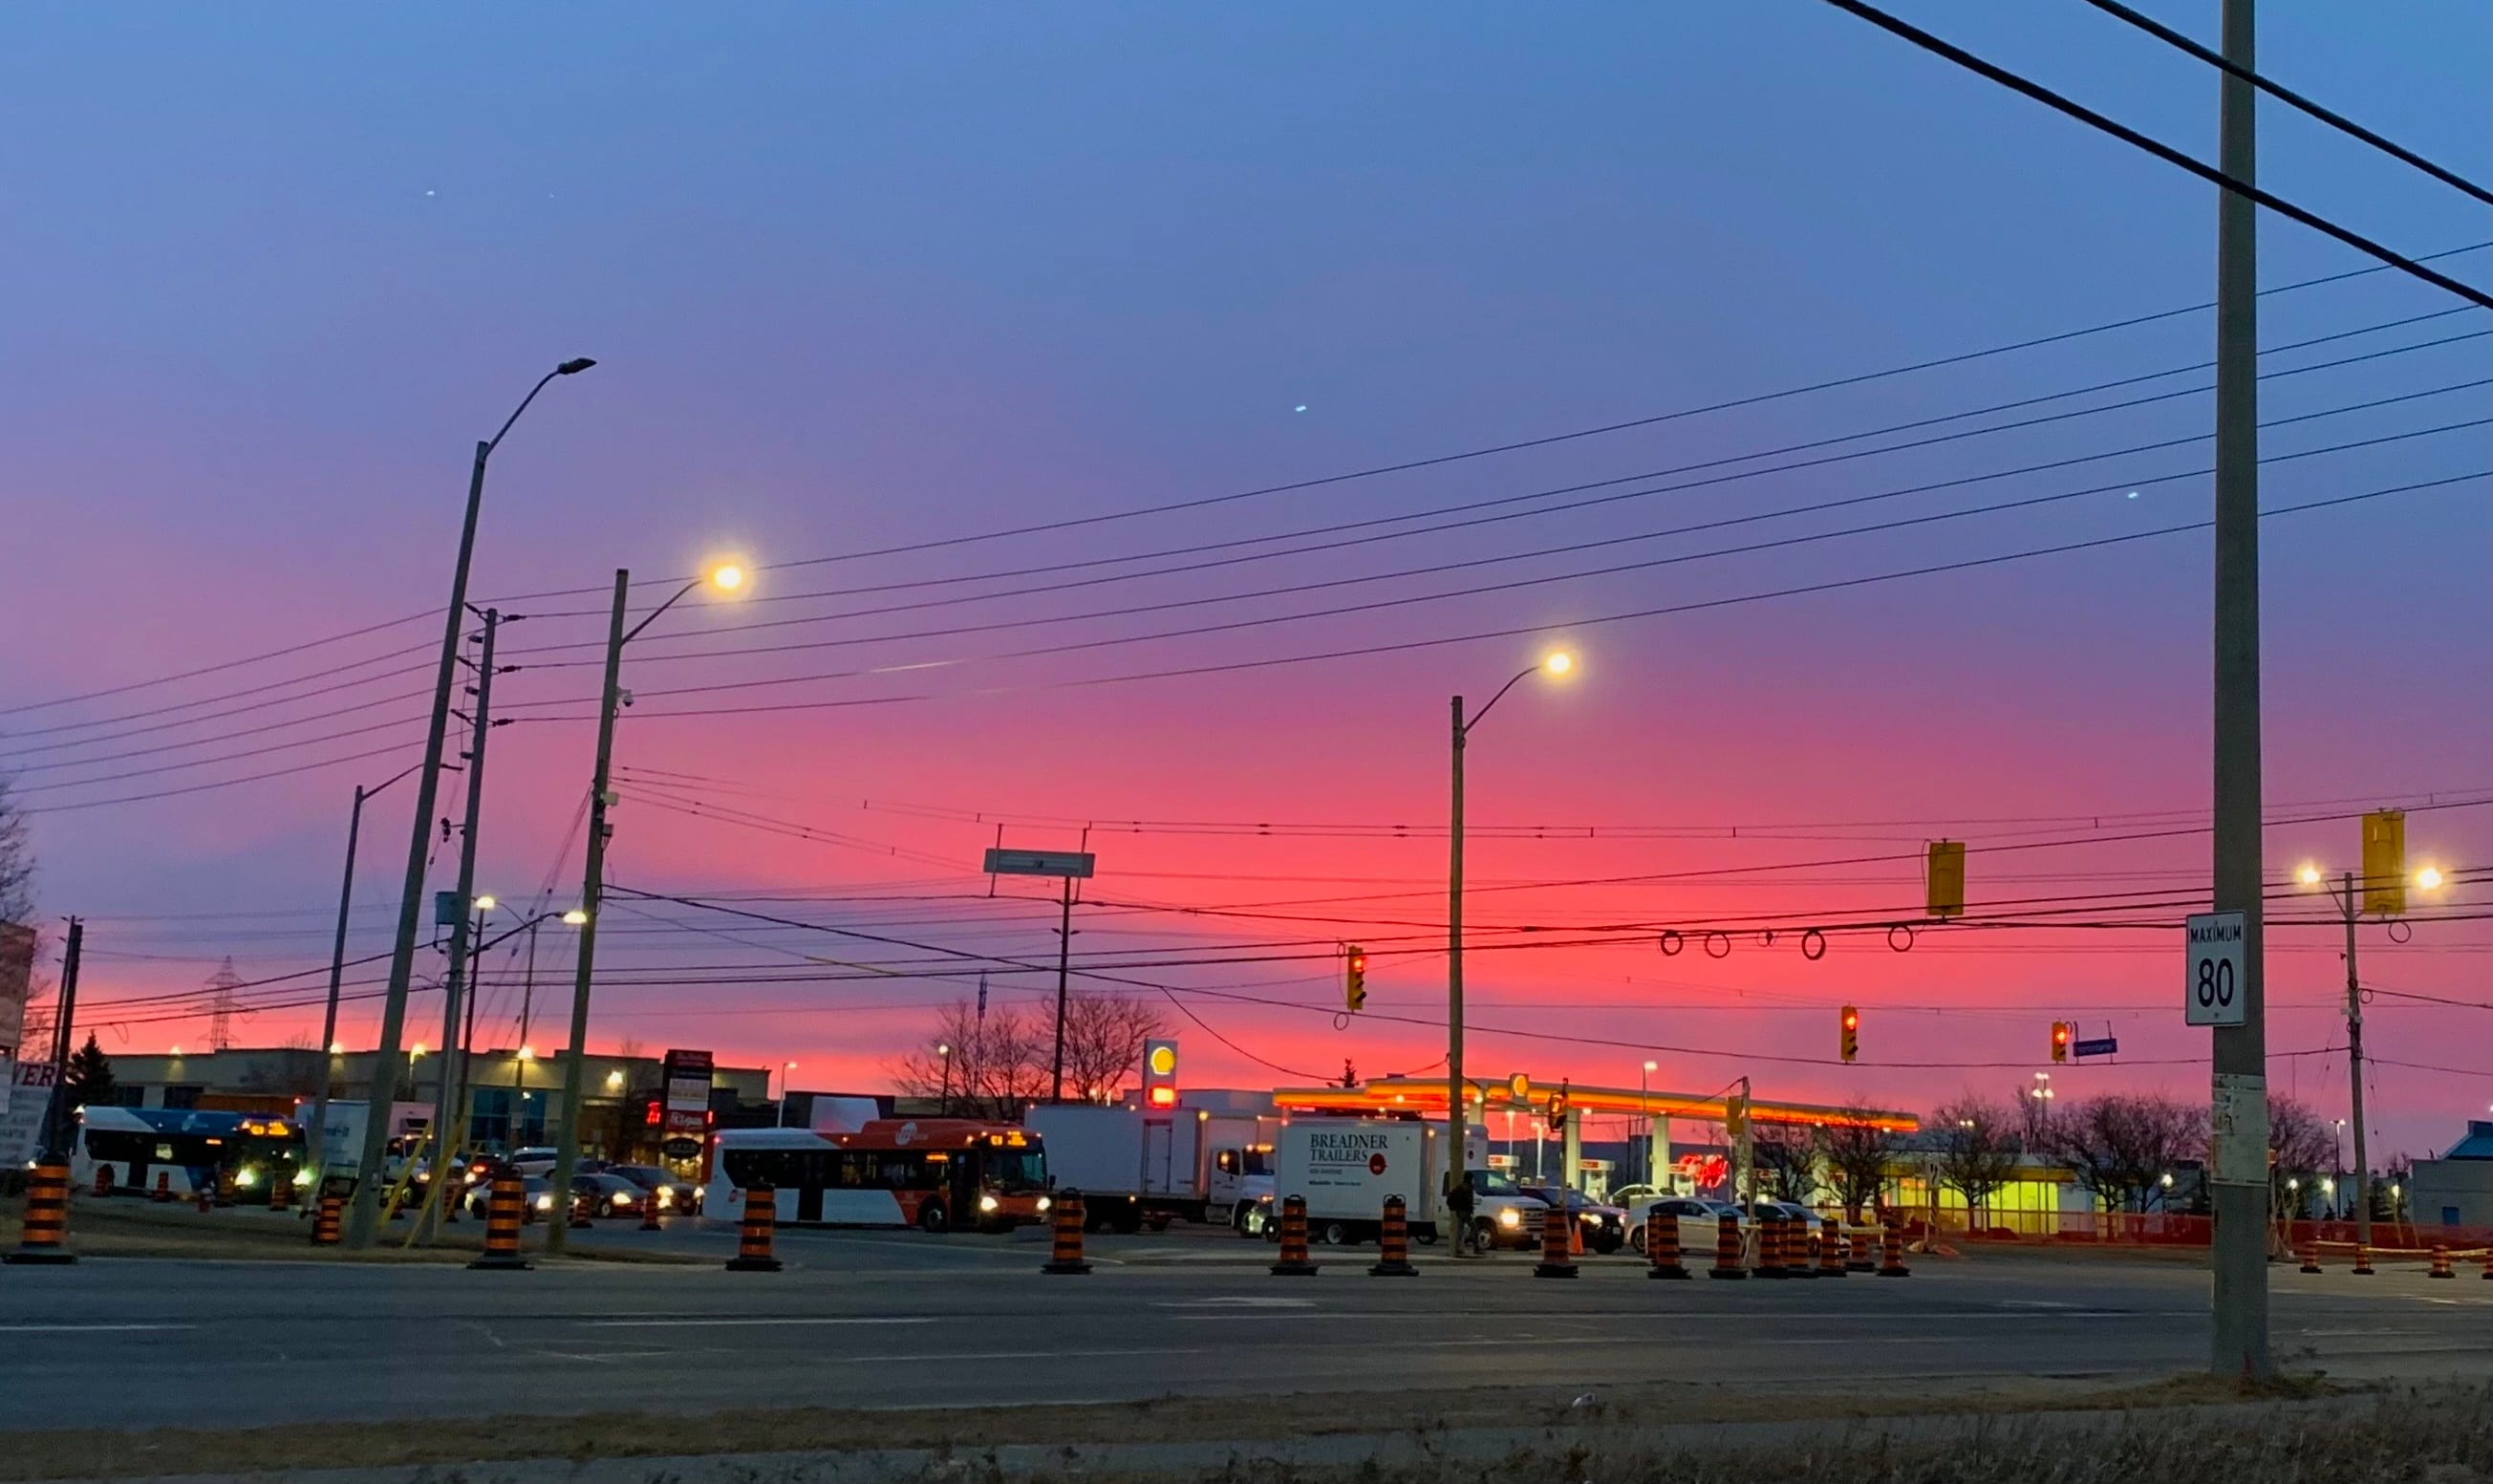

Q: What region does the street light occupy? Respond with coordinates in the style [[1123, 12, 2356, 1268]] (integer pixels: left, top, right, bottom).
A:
[[561, 909, 589, 927], [472, 894, 498, 914], [1446, 648, 1575, 1246], [346, 356, 596, 1250], [2299, 861, 2445, 1251], [1638, 1059, 1657, 1186], [310, 760, 424, 1190], [936, 1043, 954, 1116], [547, 558, 750, 1251], [774, 1061, 800, 1128]]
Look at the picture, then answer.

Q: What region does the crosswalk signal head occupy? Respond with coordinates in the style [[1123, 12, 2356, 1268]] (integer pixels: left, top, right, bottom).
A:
[[1343, 945, 1367, 1012], [2052, 1022, 2071, 1064], [1839, 1005, 1859, 1064]]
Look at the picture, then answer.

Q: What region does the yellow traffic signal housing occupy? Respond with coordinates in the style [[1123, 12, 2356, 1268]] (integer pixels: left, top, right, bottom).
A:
[[1724, 1091, 1749, 1140], [1343, 945, 1367, 1012], [2361, 809, 2406, 917], [2051, 1021, 2071, 1064], [1926, 840, 1966, 920], [1839, 1005, 1859, 1064]]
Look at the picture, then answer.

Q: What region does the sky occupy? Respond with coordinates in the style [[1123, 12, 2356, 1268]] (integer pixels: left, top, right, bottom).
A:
[[2, 2, 2487, 1160]]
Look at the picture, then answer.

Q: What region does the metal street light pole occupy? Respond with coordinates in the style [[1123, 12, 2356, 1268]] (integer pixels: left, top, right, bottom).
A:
[[309, 761, 421, 1186], [346, 357, 594, 1248], [2206, 0, 2268, 1380], [419, 608, 500, 1242], [1446, 650, 1573, 1250], [2336, 871, 2374, 1251], [547, 563, 743, 1250]]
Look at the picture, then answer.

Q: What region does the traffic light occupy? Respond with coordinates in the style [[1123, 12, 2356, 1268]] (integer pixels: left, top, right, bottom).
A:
[[1926, 840, 1966, 920], [2051, 1022, 2071, 1064], [1724, 1091, 1749, 1141], [1547, 1084, 1569, 1134], [1142, 1038, 1180, 1109], [1839, 1005, 1859, 1064], [2362, 808, 2406, 917], [1343, 945, 1367, 1012]]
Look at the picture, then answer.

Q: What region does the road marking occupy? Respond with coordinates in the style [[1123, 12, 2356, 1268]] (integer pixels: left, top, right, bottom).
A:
[[1996, 1300, 2079, 1309], [584, 1316, 939, 1330], [1154, 1298, 1316, 1309], [0, 1323, 195, 1334]]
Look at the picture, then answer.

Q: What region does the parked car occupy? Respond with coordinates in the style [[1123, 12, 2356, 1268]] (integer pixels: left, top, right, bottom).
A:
[[509, 1147, 560, 1177], [463, 1174, 552, 1220], [1624, 1194, 1744, 1255], [607, 1162, 703, 1215], [1519, 1184, 1629, 1255], [1753, 1199, 1826, 1258]]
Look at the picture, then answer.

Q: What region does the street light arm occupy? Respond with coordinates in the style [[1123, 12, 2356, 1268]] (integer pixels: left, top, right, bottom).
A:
[[621, 577, 703, 646], [1460, 666, 1541, 738], [484, 371, 561, 457], [364, 760, 427, 800]]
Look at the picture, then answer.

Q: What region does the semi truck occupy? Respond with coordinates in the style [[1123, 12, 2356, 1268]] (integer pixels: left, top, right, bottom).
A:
[[1021, 1103, 1275, 1233]]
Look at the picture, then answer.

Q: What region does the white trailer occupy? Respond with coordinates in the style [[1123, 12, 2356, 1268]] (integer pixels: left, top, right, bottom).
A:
[[1022, 1104, 1273, 1232], [1269, 1117, 1449, 1246]]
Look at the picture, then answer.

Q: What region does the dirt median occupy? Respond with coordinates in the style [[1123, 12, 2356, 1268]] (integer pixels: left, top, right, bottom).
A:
[[0, 1199, 699, 1265]]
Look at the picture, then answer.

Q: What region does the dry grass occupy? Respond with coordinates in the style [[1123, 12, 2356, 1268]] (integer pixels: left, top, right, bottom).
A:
[[0, 1372, 2415, 1482]]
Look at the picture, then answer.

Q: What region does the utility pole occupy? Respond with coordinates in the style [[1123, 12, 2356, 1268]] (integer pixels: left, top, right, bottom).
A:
[[1049, 877, 1073, 1102], [419, 608, 499, 1242], [2337, 871, 2373, 1249], [547, 571, 630, 1252], [2206, 0, 2270, 1382], [347, 356, 592, 1250], [1446, 693, 1468, 1244], [311, 785, 369, 1184], [509, 918, 539, 1151], [34, 919, 82, 1163]]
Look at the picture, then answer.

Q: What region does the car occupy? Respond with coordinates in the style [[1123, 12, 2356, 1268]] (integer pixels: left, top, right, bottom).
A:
[[1458, 1169, 1552, 1252], [508, 1147, 560, 1177], [606, 1162, 703, 1215], [1519, 1184, 1629, 1255], [463, 1174, 551, 1220], [1752, 1199, 1827, 1259], [1624, 1194, 1744, 1256], [570, 1172, 647, 1217]]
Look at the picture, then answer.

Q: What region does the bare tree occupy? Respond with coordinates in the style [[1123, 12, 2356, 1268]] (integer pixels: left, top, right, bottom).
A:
[[1928, 1094, 2020, 1230], [2267, 1095, 2334, 1219], [2055, 1093, 2204, 1215], [1751, 1125, 1817, 1203], [1811, 1109, 1896, 1221], [890, 998, 1048, 1119], [1057, 994, 1167, 1105]]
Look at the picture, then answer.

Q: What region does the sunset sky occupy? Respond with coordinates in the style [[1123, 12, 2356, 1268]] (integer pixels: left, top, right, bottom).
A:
[[3, 3, 2487, 1159]]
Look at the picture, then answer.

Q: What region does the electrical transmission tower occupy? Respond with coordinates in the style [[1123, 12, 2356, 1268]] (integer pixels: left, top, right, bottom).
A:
[[204, 957, 243, 1051]]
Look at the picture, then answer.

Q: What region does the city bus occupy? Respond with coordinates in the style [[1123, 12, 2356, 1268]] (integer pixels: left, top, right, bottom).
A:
[[72, 1107, 305, 1200], [703, 1118, 1049, 1232]]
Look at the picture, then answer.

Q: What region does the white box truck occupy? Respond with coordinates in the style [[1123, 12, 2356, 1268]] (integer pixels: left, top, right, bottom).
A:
[[1023, 1104, 1275, 1232], [1269, 1117, 1448, 1247]]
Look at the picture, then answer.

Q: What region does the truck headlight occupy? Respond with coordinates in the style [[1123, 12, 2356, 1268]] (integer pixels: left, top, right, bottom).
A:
[[1498, 1208, 1521, 1229], [978, 1194, 1000, 1214]]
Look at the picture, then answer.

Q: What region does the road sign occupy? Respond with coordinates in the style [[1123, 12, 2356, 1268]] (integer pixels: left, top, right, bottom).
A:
[[2073, 1036, 2119, 1059], [983, 848, 1096, 879], [2184, 910, 2246, 1026]]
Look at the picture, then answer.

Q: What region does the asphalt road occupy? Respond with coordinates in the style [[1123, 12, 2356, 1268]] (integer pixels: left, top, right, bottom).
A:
[[1, 1221, 2486, 1430]]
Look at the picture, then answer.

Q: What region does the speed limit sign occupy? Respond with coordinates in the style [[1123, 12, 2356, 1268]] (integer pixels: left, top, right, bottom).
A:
[[2184, 911, 2246, 1026]]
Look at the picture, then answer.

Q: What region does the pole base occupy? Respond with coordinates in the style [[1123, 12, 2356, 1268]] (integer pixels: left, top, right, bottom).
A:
[[2, 1248, 75, 1266], [1845, 1260, 1876, 1274], [1269, 1260, 1320, 1277], [466, 1254, 532, 1271], [1532, 1263, 1580, 1279], [1042, 1260, 1093, 1275], [1754, 1268, 1786, 1280], [2299, 1262, 2323, 1275], [1367, 1259, 1418, 1277], [1707, 1266, 1747, 1280], [1787, 1265, 1816, 1280], [2428, 1272, 2455, 1280], [1878, 1267, 1911, 1279], [726, 1257, 784, 1273], [1646, 1266, 1691, 1280]]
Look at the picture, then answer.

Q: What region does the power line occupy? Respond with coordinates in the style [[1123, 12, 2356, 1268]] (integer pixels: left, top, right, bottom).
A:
[[2073, 0, 2493, 208], [1818, 0, 2493, 312]]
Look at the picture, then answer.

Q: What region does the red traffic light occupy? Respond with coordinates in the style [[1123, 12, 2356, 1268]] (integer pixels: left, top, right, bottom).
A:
[[1842, 1009, 1859, 1030]]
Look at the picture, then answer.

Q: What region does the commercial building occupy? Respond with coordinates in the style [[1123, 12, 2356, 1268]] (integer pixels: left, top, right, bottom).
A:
[[95, 1044, 767, 1163], [2410, 1121, 2493, 1231]]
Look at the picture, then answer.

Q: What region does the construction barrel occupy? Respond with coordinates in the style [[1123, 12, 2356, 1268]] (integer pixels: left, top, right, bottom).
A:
[[1368, 1194, 1418, 1277], [312, 1194, 343, 1247], [1042, 1193, 1092, 1275], [1709, 1211, 1747, 1280], [1818, 1216, 1846, 1278], [1753, 1211, 1785, 1279], [1878, 1222, 1911, 1278], [1533, 1203, 1579, 1280], [468, 1175, 531, 1271], [4, 1162, 76, 1265], [1269, 1194, 1320, 1277], [726, 1183, 784, 1272], [1646, 1209, 1689, 1280]]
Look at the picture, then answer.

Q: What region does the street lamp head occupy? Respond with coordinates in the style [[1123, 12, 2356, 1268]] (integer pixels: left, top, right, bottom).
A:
[[605, 1068, 624, 1090], [411, 1043, 426, 1059], [561, 908, 590, 927], [1643, 1060, 1658, 1072], [935, 1043, 951, 1057], [472, 893, 498, 913], [1541, 651, 1574, 677], [2160, 1172, 2175, 1188], [2296, 863, 2322, 888], [517, 1044, 536, 1062], [708, 563, 745, 593], [2415, 865, 2444, 891], [555, 357, 597, 376], [328, 1041, 344, 1056]]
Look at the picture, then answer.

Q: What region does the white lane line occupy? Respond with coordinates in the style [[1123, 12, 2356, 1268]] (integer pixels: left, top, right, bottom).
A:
[[0, 1323, 196, 1334], [584, 1316, 939, 1330], [1154, 1298, 1316, 1309]]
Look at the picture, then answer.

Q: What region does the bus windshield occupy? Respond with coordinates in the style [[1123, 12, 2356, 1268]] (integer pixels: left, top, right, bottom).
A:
[[983, 1149, 1045, 1193]]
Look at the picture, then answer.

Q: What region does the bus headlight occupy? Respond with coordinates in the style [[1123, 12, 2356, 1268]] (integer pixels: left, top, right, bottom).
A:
[[292, 1168, 315, 1187], [978, 1194, 1000, 1214], [1037, 1196, 1051, 1213], [1498, 1208, 1521, 1229], [235, 1167, 259, 1188]]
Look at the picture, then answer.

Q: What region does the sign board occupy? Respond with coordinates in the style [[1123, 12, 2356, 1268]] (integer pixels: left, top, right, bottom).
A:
[[982, 848, 1096, 879], [661, 1136, 703, 1161], [661, 1048, 712, 1135], [2184, 911, 2246, 1026], [0, 923, 34, 1055], [2073, 1036, 2119, 1060], [0, 1059, 58, 1167], [2207, 1072, 2268, 1187]]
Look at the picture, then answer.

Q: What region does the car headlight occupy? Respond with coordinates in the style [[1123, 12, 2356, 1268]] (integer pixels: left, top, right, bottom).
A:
[[534, 1194, 552, 1211], [1037, 1196, 1052, 1212], [656, 1189, 674, 1208], [1498, 1209, 1521, 1228], [613, 1192, 634, 1205]]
